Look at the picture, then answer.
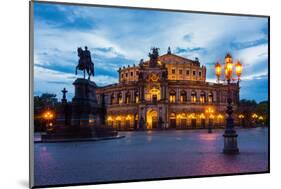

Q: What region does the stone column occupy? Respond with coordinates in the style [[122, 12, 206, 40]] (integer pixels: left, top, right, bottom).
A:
[[187, 89, 191, 102], [196, 89, 201, 103], [122, 90, 125, 104], [166, 86, 169, 103], [176, 88, 180, 103], [114, 92, 117, 104], [213, 91, 216, 103], [131, 90, 135, 103]]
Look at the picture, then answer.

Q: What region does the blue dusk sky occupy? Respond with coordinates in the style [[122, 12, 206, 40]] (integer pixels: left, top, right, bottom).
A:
[[33, 2, 269, 102]]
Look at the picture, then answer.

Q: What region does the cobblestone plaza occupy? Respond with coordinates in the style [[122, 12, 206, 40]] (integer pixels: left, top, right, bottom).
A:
[[34, 128, 268, 186]]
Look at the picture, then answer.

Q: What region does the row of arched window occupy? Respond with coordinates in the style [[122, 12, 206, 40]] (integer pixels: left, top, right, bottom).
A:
[[169, 90, 214, 103], [110, 91, 139, 105], [109, 90, 214, 104]]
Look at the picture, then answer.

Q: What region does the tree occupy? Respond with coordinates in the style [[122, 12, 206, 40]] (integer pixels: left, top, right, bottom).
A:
[[256, 101, 269, 125], [34, 93, 58, 132], [34, 93, 58, 111], [238, 99, 269, 127]]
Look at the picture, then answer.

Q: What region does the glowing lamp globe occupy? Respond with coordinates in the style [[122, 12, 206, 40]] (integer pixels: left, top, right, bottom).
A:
[[235, 60, 243, 79], [215, 62, 222, 80]]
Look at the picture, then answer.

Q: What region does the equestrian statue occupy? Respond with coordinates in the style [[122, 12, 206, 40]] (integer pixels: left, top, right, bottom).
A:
[[75, 46, 95, 80]]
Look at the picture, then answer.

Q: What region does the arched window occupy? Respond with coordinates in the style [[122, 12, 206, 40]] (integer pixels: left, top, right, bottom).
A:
[[200, 91, 206, 103], [125, 91, 130, 104], [110, 94, 114, 105], [169, 90, 176, 103], [180, 90, 187, 103], [170, 113, 176, 128], [117, 93, 122, 104], [191, 91, 197, 103], [208, 92, 213, 103], [135, 91, 139, 103]]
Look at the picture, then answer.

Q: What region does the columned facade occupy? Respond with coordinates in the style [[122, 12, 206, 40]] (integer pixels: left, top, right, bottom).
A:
[[95, 48, 239, 130]]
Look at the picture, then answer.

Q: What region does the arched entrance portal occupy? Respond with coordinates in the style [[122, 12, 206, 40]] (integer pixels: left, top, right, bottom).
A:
[[146, 109, 158, 129]]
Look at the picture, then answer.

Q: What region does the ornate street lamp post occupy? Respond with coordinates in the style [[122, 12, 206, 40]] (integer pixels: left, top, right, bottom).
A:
[[43, 110, 54, 133], [215, 53, 243, 154]]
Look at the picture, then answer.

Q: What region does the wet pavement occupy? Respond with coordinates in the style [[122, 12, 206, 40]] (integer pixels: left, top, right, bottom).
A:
[[34, 128, 268, 186]]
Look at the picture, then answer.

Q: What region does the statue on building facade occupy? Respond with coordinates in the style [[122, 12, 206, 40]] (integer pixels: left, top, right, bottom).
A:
[[167, 46, 172, 54], [75, 46, 95, 80], [139, 59, 144, 68], [148, 47, 160, 67]]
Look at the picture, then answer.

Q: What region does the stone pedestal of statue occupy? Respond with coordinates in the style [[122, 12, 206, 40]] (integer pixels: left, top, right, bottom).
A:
[[71, 78, 101, 129]]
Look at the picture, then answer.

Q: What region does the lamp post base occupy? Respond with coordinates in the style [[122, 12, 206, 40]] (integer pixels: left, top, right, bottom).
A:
[[223, 133, 239, 154]]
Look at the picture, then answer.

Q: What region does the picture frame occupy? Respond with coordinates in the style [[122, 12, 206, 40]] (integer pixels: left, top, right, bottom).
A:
[[30, 1, 270, 188]]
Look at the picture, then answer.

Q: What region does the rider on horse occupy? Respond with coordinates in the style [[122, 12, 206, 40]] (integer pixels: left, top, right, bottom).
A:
[[75, 46, 95, 80]]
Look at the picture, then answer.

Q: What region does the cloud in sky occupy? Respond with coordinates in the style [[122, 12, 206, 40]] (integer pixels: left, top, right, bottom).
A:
[[33, 2, 269, 102]]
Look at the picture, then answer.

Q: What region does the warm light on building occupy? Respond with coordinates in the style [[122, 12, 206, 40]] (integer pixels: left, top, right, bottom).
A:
[[176, 113, 186, 120], [191, 96, 196, 103], [217, 114, 223, 119], [94, 48, 241, 130], [252, 113, 258, 119], [116, 116, 122, 121], [170, 95, 176, 103], [238, 114, 245, 119], [107, 116, 113, 121], [200, 96, 205, 103], [188, 113, 196, 119], [180, 96, 184, 103], [258, 116, 264, 120], [126, 115, 132, 120], [199, 113, 205, 119], [205, 107, 214, 114]]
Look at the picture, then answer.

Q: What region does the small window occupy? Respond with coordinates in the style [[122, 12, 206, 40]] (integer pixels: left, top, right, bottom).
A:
[[199, 72, 202, 77], [131, 72, 133, 76], [191, 91, 197, 103], [126, 73, 128, 77], [121, 74, 124, 78], [172, 69, 175, 74], [186, 70, 190, 75], [193, 71, 196, 76], [136, 71, 139, 75], [179, 69, 182, 74], [169, 90, 176, 103]]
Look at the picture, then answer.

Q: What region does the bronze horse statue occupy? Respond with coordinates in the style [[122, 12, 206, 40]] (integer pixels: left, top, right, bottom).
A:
[[75, 46, 95, 80]]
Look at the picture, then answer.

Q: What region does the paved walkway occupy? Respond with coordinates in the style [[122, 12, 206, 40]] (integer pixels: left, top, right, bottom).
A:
[[34, 128, 268, 187]]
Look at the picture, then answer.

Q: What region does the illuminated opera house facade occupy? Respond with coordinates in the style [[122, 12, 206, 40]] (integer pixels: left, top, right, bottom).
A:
[[95, 47, 240, 130]]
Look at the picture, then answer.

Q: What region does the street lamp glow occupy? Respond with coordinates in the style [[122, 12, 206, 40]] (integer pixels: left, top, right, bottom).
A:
[[43, 111, 54, 120], [224, 53, 233, 80], [215, 62, 222, 81], [235, 60, 243, 80]]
